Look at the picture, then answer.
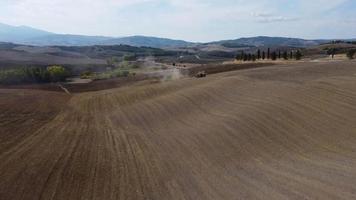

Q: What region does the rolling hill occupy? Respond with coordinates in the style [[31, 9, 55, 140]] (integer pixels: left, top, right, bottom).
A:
[[0, 42, 185, 73], [1, 61, 356, 199], [0, 23, 52, 43], [0, 23, 193, 48], [209, 36, 329, 48], [100, 36, 193, 48]]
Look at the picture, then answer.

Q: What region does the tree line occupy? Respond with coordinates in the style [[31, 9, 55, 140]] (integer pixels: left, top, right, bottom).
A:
[[236, 48, 302, 61], [0, 66, 70, 85], [330, 40, 356, 45]]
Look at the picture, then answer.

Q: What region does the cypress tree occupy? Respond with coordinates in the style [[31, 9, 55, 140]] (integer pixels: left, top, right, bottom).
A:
[[289, 51, 293, 59], [240, 51, 245, 60], [278, 50, 281, 59], [235, 54, 240, 60], [252, 54, 256, 61], [262, 51, 266, 60], [267, 48, 270, 59], [283, 51, 288, 60], [243, 54, 248, 61], [248, 54, 252, 61], [257, 49, 261, 59], [271, 52, 277, 60], [332, 49, 335, 58], [295, 50, 302, 60]]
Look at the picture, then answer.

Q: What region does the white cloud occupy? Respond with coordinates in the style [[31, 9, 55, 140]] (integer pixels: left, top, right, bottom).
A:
[[252, 14, 299, 23]]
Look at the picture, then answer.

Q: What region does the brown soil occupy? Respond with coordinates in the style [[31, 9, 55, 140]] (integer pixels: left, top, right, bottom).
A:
[[0, 74, 149, 93], [1, 60, 356, 199], [182, 62, 275, 76]]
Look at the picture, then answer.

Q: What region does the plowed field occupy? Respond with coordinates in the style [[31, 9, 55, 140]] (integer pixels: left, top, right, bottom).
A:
[[1, 61, 356, 200]]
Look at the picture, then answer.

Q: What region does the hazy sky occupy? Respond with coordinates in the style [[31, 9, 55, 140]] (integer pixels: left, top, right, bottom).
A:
[[0, 0, 355, 42]]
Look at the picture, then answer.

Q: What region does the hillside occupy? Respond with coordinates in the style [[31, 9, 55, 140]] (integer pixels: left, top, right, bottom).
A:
[[209, 36, 327, 48], [0, 23, 52, 43], [0, 23, 193, 48], [0, 43, 185, 73], [1, 61, 356, 199], [101, 36, 193, 48], [25, 34, 112, 46]]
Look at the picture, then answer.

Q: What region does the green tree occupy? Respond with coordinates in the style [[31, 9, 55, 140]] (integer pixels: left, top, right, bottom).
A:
[[262, 51, 266, 60], [347, 49, 356, 59], [123, 54, 137, 61], [243, 54, 248, 61], [47, 66, 69, 82], [257, 49, 261, 59], [289, 51, 293, 59], [0, 66, 70, 84], [271, 52, 277, 60], [235, 54, 241, 60], [283, 51, 288, 60], [295, 50, 302, 60], [327, 48, 336, 58], [239, 50, 245, 61], [267, 48, 270, 59], [278, 50, 281, 59]]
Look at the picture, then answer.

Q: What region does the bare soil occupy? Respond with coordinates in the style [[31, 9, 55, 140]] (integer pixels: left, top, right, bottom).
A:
[[1, 60, 356, 199]]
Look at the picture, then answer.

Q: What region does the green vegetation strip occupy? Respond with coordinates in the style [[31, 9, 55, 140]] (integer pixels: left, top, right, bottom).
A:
[[0, 66, 70, 85]]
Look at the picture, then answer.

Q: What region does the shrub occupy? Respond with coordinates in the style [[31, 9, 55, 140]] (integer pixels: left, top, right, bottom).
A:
[[115, 70, 130, 77], [92, 69, 132, 80], [122, 70, 130, 77], [347, 49, 356, 59], [236, 51, 244, 61], [0, 66, 71, 84], [0, 69, 25, 84], [25, 67, 50, 82], [119, 61, 140, 69], [80, 71, 93, 79], [123, 54, 137, 61], [327, 48, 336, 58], [243, 54, 248, 61], [47, 66, 70, 82], [295, 50, 303, 60], [252, 54, 256, 61], [0, 67, 52, 85]]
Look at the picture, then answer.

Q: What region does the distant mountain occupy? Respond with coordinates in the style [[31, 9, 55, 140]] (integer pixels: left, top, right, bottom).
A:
[[25, 34, 113, 46], [209, 36, 328, 48], [100, 36, 193, 48], [0, 23, 52, 43], [0, 23, 193, 48], [25, 35, 193, 48]]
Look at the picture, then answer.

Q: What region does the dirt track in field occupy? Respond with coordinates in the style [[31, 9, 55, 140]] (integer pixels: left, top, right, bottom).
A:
[[1, 61, 356, 200]]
